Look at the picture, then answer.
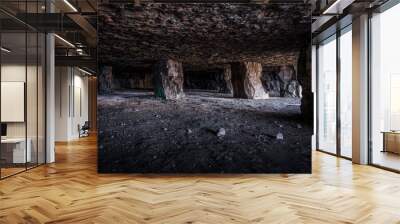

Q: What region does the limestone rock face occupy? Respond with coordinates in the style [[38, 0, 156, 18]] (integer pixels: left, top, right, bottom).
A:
[[99, 3, 310, 68], [184, 69, 225, 91], [286, 80, 302, 98], [231, 62, 269, 99], [153, 59, 185, 100], [262, 65, 302, 97], [99, 66, 113, 94], [113, 70, 153, 90], [220, 65, 233, 94]]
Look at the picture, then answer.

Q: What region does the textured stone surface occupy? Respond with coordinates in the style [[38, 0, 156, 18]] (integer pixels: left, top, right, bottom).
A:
[[153, 59, 185, 99], [98, 90, 311, 173], [221, 65, 233, 94], [297, 46, 313, 123], [262, 65, 302, 97], [231, 62, 269, 99], [113, 69, 153, 90], [97, 2, 313, 174], [98, 3, 310, 68], [99, 66, 113, 94], [184, 69, 226, 91]]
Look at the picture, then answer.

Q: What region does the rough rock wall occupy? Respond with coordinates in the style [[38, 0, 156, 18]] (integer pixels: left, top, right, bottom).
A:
[[298, 47, 313, 123], [221, 65, 233, 94], [184, 69, 226, 91], [231, 62, 269, 99], [153, 59, 185, 100], [99, 3, 310, 68], [113, 72, 153, 90], [261, 65, 302, 97], [99, 66, 113, 94]]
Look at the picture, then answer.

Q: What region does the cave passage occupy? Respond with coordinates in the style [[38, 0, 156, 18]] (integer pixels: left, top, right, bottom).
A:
[[103, 64, 303, 99], [97, 2, 312, 173]]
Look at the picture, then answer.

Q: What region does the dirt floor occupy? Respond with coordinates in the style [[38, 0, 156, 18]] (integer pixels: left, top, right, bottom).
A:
[[98, 90, 312, 173]]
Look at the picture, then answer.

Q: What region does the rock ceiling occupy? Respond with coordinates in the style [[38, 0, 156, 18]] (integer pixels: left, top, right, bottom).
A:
[[99, 2, 311, 69]]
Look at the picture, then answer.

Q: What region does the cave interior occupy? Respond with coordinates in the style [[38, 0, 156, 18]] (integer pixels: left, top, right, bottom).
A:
[[97, 1, 313, 173]]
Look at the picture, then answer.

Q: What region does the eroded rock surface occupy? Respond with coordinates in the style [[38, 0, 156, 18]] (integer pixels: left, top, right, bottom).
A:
[[98, 90, 312, 173], [153, 59, 185, 100], [99, 66, 113, 94], [231, 62, 269, 99], [221, 65, 233, 94], [99, 3, 310, 68], [262, 66, 302, 97], [183, 69, 226, 92]]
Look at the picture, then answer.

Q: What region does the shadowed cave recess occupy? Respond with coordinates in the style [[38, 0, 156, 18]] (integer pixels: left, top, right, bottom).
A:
[[98, 1, 313, 173]]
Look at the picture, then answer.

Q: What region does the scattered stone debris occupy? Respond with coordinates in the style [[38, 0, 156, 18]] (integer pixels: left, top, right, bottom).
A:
[[163, 127, 168, 131], [274, 121, 284, 128], [98, 90, 311, 173], [217, 128, 226, 138], [276, 132, 284, 140]]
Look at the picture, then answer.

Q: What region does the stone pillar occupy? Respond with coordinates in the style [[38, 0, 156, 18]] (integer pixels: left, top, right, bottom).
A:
[[219, 65, 233, 94], [230, 62, 269, 99], [99, 66, 113, 94], [152, 59, 184, 100]]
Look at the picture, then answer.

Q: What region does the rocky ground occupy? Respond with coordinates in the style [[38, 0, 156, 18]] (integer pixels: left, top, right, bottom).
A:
[[98, 90, 312, 173]]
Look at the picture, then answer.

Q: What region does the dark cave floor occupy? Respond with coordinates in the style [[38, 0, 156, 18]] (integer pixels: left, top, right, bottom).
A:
[[98, 90, 312, 173]]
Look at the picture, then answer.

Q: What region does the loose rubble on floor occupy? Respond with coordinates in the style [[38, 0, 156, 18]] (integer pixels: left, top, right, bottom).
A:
[[98, 90, 312, 173]]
